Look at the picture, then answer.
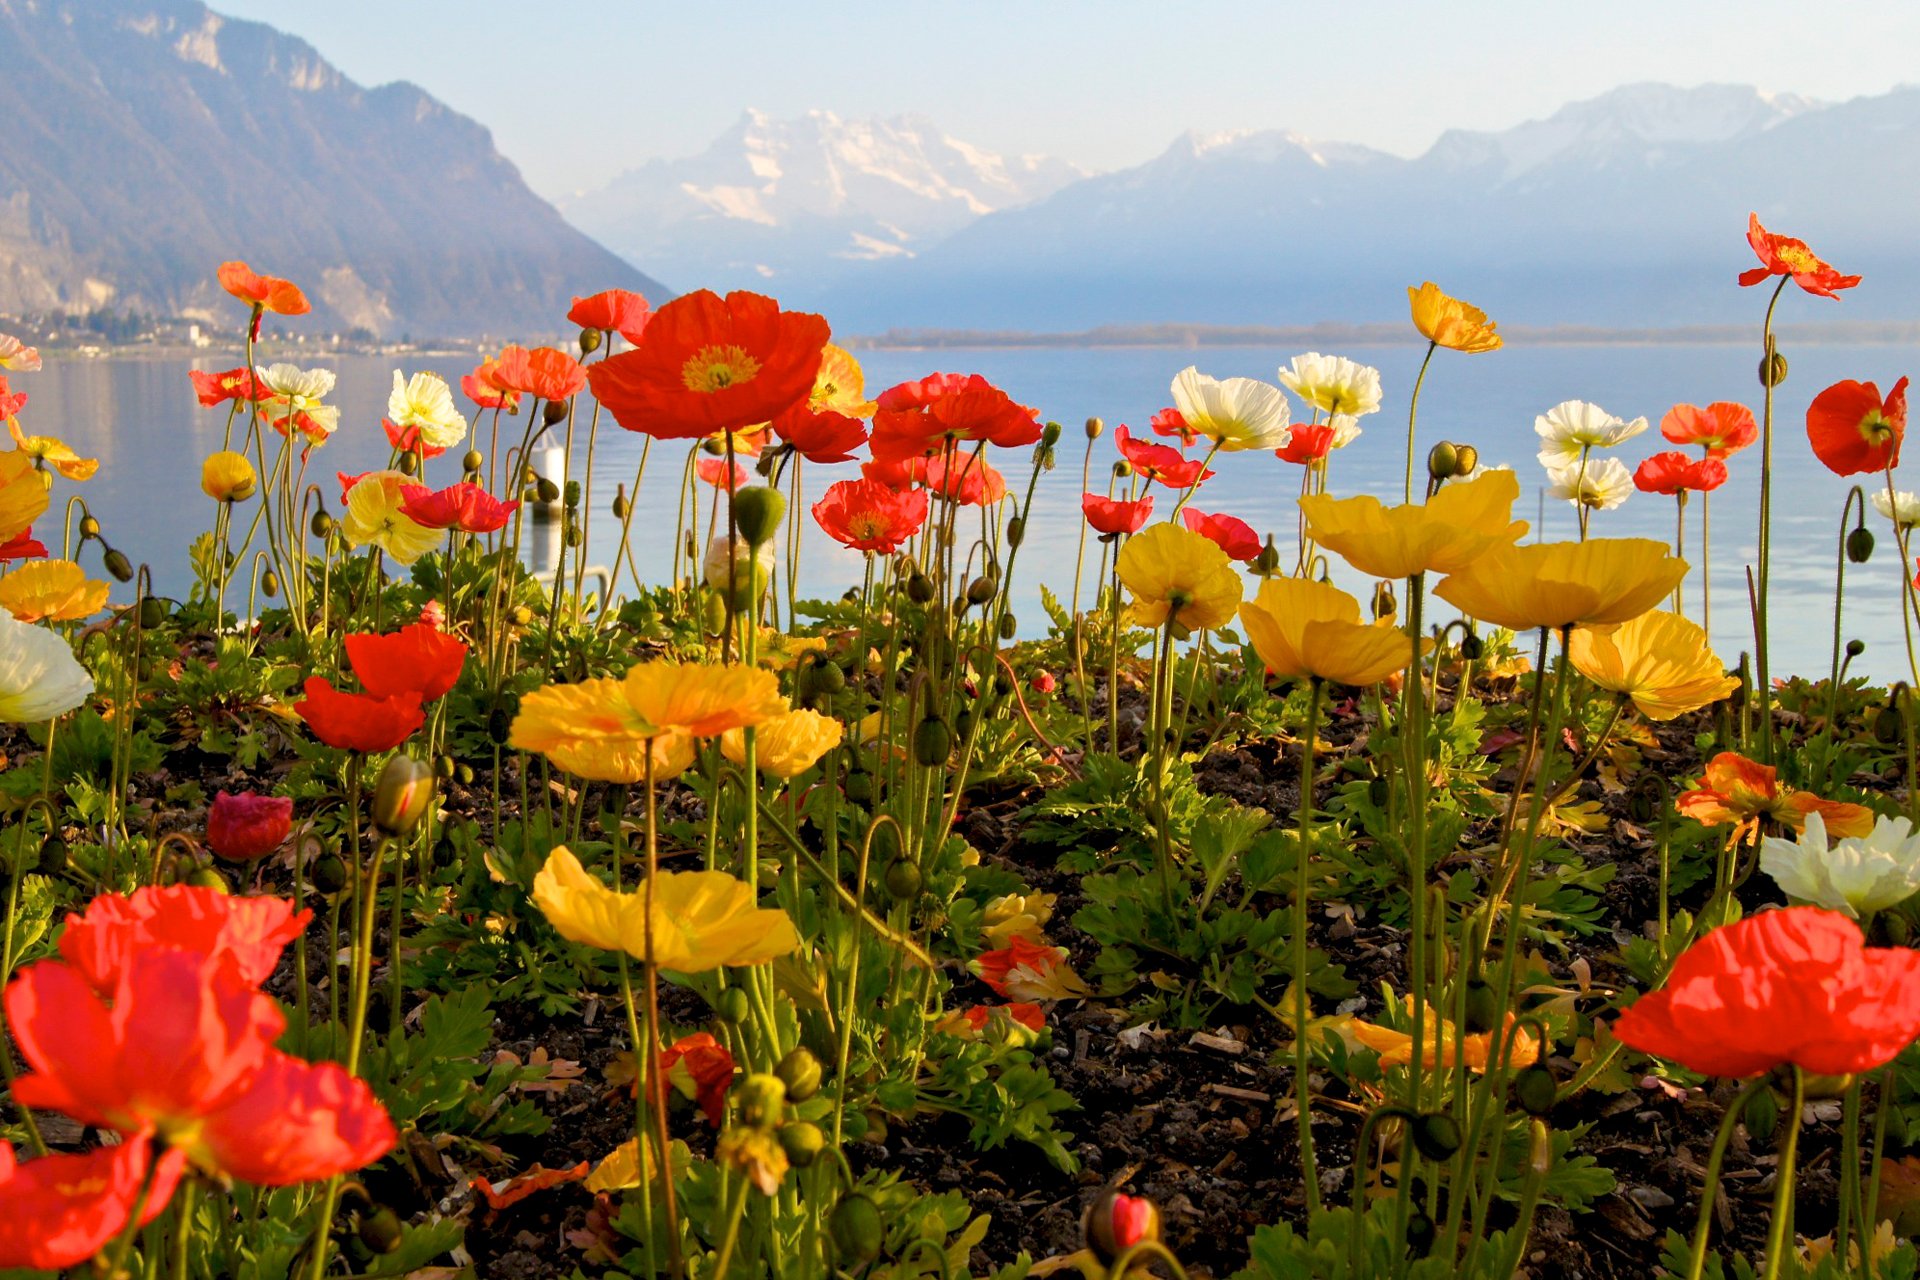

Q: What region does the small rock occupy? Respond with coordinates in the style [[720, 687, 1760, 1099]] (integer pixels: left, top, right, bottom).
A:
[[1628, 1186, 1675, 1211]]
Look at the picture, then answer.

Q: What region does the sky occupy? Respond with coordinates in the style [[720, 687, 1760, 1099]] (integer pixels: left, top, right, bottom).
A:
[[212, 1, 1920, 200]]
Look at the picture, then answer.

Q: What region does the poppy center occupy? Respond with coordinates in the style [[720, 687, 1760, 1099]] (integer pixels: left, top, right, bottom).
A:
[[1859, 410, 1896, 444], [848, 512, 888, 540], [682, 345, 762, 394], [1775, 243, 1820, 274]]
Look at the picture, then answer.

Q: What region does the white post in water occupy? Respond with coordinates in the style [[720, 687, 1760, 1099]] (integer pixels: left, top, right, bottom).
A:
[[533, 444, 566, 510]]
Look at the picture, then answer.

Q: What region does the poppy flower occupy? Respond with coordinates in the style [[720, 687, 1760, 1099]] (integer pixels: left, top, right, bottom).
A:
[[344, 622, 468, 703], [1149, 406, 1199, 445], [659, 1032, 735, 1126], [342, 471, 445, 566], [1568, 610, 1738, 720], [1534, 400, 1648, 464], [1432, 537, 1687, 632], [1661, 402, 1757, 458], [1169, 367, 1291, 451], [1240, 577, 1417, 687], [0, 451, 48, 545], [1807, 377, 1908, 476], [1677, 751, 1876, 848], [1545, 456, 1635, 511], [719, 707, 843, 779], [1761, 811, 1920, 921], [1302, 469, 1526, 581], [812, 478, 928, 554], [936, 1003, 1048, 1039], [869, 372, 1042, 462], [967, 936, 1092, 1001], [202, 450, 257, 502], [773, 405, 868, 464], [1612, 907, 1920, 1077], [255, 364, 339, 442], [1632, 451, 1728, 496], [56, 886, 308, 992], [1407, 282, 1502, 353], [293, 677, 424, 753], [0, 1139, 186, 1271], [0, 333, 40, 373], [697, 457, 751, 492], [1181, 508, 1260, 561], [205, 791, 294, 862], [0, 559, 108, 623], [531, 846, 800, 971], [1082, 493, 1153, 535], [509, 677, 683, 784], [0, 611, 92, 722], [462, 357, 520, 412], [1117, 523, 1244, 633], [0, 527, 46, 561], [568, 289, 653, 344], [387, 371, 467, 453], [399, 481, 517, 534], [1114, 425, 1213, 488], [217, 261, 310, 337], [189, 1051, 396, 1185], [0, 376, 22, 421], [9, 421, 99, 482], [588, 290, 830, 439], [1348, 1002, 1539, 1073], [803, 344, 879, 417], [623, 659, 787, 738], [1738, 213, 1862, 299], [1277, 352, 1383, 418], [1275, 423, 1335, 465], [189, 367, 261, 407], [493, 345, 588, 404], [6, 947, 283, 1135]]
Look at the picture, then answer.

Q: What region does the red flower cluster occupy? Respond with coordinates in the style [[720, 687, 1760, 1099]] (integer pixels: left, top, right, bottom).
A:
[[296, 622, 468, 752], [869, 372, 1041, 463], [1114, 425, 1213, 488], [0, 887, 394, 1268], [1612, 907, 1920, 1077], [400, 481, 518, 534]]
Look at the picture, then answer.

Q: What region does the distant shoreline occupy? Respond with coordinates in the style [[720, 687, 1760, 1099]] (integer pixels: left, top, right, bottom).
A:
[[841, 320, 1920, 351]]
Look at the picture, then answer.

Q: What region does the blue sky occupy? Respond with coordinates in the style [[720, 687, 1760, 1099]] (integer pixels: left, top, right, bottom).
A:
[[215, 1, 1920, 199]]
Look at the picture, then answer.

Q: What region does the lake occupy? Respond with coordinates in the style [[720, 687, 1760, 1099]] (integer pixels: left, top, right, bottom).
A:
[[17, 339, 1919, 681]]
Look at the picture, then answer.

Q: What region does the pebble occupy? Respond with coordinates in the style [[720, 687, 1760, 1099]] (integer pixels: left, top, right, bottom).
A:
[[1628, 1186, 1675, 1210]]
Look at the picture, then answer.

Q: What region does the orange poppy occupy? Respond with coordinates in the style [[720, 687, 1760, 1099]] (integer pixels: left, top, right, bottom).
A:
[[0, 376, 25, 420], [0, 1140, 187, 1271], [1150, 406, 1200, 445], [696, 457, 750, 492], [869, 372, 1042, 463], [1676, 750, 1875, 847], [812, 478, 928, 553], [773, 405, 868, 464], [587, 290, 829, 439], [217, 261, 310, 320], [493, 346, 587, 404], [292, 678, 424, 753], [1660, 402, 1757, 458], [1275, 422, 1335, 465], [462, 357, 520, 412], [189, 367, 261, 407], [567, 290, 652, 343], [1807, 377, 1907, 476], [1738, 212, 1862, 298], [1632, 451, 1727, 495], [1082, 493, 1153, 535]]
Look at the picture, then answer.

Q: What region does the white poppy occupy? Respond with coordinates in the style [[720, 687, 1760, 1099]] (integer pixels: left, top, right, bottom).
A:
[[1761, 810, 1920, 919], [1545, 456, 1633, 511], [1534, 400, 1649, 465], [1872, 488, 1920, 531], [387, 371, 468, 451], [0, 612, 93, 722], [1277, 353, 1383, 419], [256, 364, 340, 440], [1170, 367, 1291, 452]]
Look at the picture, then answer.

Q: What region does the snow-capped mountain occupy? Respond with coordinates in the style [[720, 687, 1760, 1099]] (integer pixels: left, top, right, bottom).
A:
[[561, 110, 1085, 294]]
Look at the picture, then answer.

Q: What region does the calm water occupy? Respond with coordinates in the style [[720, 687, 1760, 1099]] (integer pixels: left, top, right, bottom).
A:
[[20, 341, 1920, 680]]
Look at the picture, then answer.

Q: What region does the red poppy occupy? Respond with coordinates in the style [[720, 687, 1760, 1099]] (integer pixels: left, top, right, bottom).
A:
[[1113, 425, 1213, 488], [191, 1051, 396, 1185], [57, 886, 308, 992], [948, 1003, 1048, 1035], [1660, 402, 1757, 458], [0, 527, 46, 561], [1150, 406, 1199, 445], [189, 367, 261, 407], [1275, 423, 1335, 465], [217, 261, 311, 336], [6, 947, 283, 1134], [383, 419, 448, 461], [921, 453, 1008, 506], [400, 482, 518, 534], [1082, 493, 1153, 535], [205, 792, 294, 862], [697, 457, 751, 492], [335, 470, 368, 507], [293, 678, 424, 753], [659, 1032, 735, 1127], [774, 404, 868, 464], [813, 478, 929, 554], [471, 1162, 590, 1212], [463, 357, 520, 412], [1631, 451, 1729, 495], [1738, 213, 1862, 299], [0, 1139, 186, 1271], [1181, 508, 1261, 560], [1806, 376, 1908, 476], [1030, 671, 1057, 695], [971, 936, 1069, 998], [344, 622, 468, 703], [1612, 907, 1920, 1077], [0, 375, 25, 420], [493, 345, 588, 404], [869, 372, 1042, 462], [588, 289, 830, 439], [569, 290, 653, 344]]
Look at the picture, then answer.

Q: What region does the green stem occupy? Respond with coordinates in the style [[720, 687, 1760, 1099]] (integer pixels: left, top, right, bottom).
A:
[[1761, 1068, 1806, 1280], [1754, 275, 1790, 764], [1685, 1076, 1773, 1280], [1403, 341, 1438, 503], [1294, 677, 1325, 1217]]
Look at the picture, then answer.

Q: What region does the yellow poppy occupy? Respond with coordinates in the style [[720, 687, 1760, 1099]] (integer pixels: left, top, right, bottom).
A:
[[1432, 538, 1687, 632], [532, 845, 800, 971], [1569, 610, 1739, 721], [1118, 522, 1244, 632], [508, 677, 696, 783], [1347, 1003, 1539, 1073], [201, 450, 257, 502], [623, 660, 787, 737], [8, 421, 98, 482], [0, 450, 50, 543], [1239, 577, 1419, 687], [808, 344, 878, 417], [584, 1137, 653, 1193], [721, 707, 842, 778], [342, 470, 444, 566], [1299, 470, 1527, 580], [1408, 281, 1503, 353], [0, 559, 109, 623], [980, 892, 1057, 949]]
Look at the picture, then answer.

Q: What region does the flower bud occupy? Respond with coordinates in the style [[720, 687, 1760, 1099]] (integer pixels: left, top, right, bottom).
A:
[[1251, 537, 1281, 578], [1846, 638, 1867, 658], [1877, 704, 1904, 744], [912, 717, 953, 767], [1459, 632, 1484, 661], [103, 549, 134, 582], [774, 1048, 822, 1102], [734, 1072, 788, 1128], [1005, 515, 1025, 548], [966, 575, 998, 606], [462, 449, 483, 475], [828, 1194, 884, 1266], [1371, 581, 1396, 620], [1426, 442, 1459, 481], [359, 1207, 404, 1255], [79, 515, 101, 539], [398, 450, 420, 476], [311, 509, 334, 539], [1453, 444, 1479, 477], [1514, 1065, 1557, 1116], [1112, 460, 1133, 478], [578, 326, 603, 355], [998, 612, 1017, 640], [732, 486, 787, 547], [542, 399, 569, 426], [905, 572, 935, 603], [778, 1120, 826, 1167], [1412, 1112, 1461, 1161], [1083, 1191, 1160, 1262], [1085, 416, 1105, 440], [139, 597, 167, 629], [564, 479, 582, 509], [311, 854, 348, 895], [371, 755, 435, 838], [536, 477, 561, 505], [612, 487, 630, 519], [883, 857, 923, 902], [1406, 1211, 1436, 1257], [715, 985, 751, 1024], [1759, 350, 1789, 387], [1847, 526, 1876, 563], [703, 535, 774, 613], [261, 570, 280, 598], [1744, 1082, 1779, 1142], [185, 866, 229, 893]]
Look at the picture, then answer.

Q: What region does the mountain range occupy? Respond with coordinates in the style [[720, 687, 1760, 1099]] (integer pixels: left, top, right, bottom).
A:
[[0, 0, 662, 338]]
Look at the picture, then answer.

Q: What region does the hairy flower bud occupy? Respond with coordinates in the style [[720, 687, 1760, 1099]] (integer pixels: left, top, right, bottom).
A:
[[371, 755, 435, 838]]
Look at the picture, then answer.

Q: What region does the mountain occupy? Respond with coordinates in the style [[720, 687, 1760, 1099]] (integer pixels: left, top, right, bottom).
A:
[[803, 83, 1920, 334], [562, 110, 1085, 295], [0, 0, 664, 338]]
